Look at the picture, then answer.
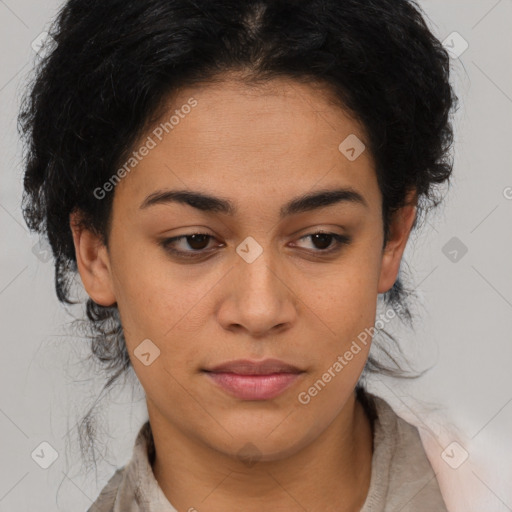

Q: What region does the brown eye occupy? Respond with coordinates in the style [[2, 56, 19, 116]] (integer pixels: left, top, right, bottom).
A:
[[183, 234, 211, 250], [294, 232, 351, 254], [161, 233, 219, 258], [310, 233, 334, 250], [160, 230, 351, 261]]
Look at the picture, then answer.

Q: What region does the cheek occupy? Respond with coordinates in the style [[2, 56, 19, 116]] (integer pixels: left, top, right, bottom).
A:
[[111, 225, 381, 356], [308, 261, 379, 339], [110, 238, 198, 322], [111, 256, 227, 384], [295, 268, 377, 416]]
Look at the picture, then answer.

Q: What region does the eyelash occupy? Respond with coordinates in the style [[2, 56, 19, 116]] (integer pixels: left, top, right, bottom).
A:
[[160, 231, 351, 260]]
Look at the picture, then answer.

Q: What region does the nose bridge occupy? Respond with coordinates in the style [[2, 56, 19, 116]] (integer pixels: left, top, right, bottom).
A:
[[236, 239, 284, 305], [221, 236, 296, 335]]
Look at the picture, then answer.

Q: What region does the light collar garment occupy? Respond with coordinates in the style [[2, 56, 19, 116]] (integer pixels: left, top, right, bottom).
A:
[[88, 390, 449, 511]]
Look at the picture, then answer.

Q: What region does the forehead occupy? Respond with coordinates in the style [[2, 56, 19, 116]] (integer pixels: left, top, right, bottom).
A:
[[113, 76, 380, 216]]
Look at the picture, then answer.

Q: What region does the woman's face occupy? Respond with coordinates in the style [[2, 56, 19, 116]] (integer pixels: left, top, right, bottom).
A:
[[72, 76, 415, 461]]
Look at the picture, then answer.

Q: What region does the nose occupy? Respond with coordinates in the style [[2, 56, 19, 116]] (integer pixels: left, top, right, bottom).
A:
[[216, 247, 297, 338]]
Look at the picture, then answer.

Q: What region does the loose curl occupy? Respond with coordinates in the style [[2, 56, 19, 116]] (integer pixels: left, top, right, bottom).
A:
[[18, 0, 458, 470]]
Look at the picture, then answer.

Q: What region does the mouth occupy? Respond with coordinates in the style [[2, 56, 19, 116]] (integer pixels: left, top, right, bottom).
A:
[[202, 358, 305, 400]]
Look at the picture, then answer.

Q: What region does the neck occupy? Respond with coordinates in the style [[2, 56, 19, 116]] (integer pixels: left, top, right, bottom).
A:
[[149, 389, 374, 512]]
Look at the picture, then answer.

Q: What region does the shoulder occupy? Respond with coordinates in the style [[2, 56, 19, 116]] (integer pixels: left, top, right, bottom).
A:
[[88, 421, 156, 512], [88, 421, 174, 512], [87, 468, 125, 512], [359, 389, 449, 512]]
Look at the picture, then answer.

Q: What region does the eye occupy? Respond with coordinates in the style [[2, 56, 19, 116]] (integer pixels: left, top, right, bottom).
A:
[[292, 231, 351, 254], [160, 233, 220, 259], [160, 230, 351, 260]]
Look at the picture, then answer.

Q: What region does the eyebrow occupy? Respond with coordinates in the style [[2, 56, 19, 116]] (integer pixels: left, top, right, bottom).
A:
[[139, 186, 368, 218]]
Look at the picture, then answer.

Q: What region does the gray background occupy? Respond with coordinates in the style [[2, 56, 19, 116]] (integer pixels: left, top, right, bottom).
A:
[[1, 0, 511, 510]]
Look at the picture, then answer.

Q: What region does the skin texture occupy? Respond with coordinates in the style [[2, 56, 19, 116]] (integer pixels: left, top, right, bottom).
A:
[[70, 76, 417, 512]]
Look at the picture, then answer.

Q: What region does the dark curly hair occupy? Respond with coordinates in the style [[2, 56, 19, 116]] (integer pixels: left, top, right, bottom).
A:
[[18, 0, 458, 471]]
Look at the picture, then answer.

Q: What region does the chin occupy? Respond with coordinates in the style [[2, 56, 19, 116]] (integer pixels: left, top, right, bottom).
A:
[[204, 418, 316, 464]]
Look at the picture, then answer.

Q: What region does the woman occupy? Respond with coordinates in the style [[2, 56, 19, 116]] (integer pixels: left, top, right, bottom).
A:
[[18, 0, 458, 510]]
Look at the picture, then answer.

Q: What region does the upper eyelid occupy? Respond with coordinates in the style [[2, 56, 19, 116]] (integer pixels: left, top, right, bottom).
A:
[[162, 231, 349, 253], [164, 230, 346, 243]]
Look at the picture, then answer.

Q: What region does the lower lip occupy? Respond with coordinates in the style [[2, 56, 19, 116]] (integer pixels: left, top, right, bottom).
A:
[[204, 372, 302, 400]]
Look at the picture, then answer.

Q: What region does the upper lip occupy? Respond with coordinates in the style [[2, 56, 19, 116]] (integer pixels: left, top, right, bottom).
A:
[[204, 358, 303, 375]]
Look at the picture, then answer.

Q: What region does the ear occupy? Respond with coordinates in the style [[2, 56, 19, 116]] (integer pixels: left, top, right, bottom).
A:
[[69, 210, 116, 306], [377, 190, 418, 294]]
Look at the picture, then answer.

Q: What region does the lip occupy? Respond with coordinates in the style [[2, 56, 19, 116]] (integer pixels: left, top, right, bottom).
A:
[[205, 358, 303, 375], [203, 358, 304, 400]]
